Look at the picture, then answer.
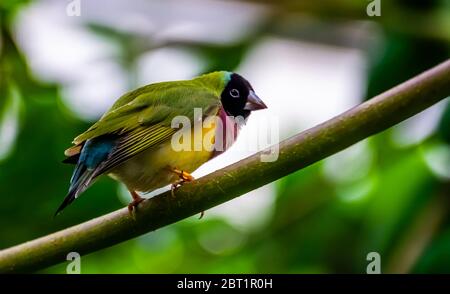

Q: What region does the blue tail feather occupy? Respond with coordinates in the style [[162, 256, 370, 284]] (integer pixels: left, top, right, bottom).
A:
[[56, 135, 117, 215]]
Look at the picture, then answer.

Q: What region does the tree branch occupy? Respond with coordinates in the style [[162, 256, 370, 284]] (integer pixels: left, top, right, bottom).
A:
[[1, 60, 449, 273]]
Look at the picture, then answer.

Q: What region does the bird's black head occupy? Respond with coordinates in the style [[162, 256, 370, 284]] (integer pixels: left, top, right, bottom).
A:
[[220, 73, 267, 118]]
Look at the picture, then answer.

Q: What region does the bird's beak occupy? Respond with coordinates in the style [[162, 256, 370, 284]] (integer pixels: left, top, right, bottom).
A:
[[244, 91, 267, 111]]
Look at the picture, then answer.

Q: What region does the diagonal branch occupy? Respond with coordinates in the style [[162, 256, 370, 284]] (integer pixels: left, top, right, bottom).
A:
[[0, 60, 449, 273]]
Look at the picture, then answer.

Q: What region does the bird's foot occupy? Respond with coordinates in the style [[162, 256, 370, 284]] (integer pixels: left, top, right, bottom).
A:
[[171, 180, 183, 198], [172, 168, 195, 182], [127, 190, 145, 215], [171, 169, 195, 197]]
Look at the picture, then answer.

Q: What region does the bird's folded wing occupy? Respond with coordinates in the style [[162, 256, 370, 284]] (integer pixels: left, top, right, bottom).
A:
[[73, 102, 173, 144], [72, 86, 219, 145], [94, 124, 176, 175]]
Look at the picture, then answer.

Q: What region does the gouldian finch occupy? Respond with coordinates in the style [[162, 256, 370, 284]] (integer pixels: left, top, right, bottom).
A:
[[57, 71, 267, 215]]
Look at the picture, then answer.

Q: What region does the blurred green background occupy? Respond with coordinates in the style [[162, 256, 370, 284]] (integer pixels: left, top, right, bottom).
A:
[[1, 0, 449, 273]]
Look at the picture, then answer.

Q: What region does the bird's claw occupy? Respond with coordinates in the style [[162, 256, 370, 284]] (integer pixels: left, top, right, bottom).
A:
[[171, 180, 183, 198], [171, 169, 195, 198], [127, 192, 145, 217], [173, 169, 194, 182]]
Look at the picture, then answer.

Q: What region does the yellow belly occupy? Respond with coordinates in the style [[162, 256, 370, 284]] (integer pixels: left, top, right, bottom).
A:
[[108, 123, 216, 192]]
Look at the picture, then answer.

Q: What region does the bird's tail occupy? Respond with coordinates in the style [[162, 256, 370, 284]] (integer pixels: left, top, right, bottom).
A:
[[54, 163, 96, 216]]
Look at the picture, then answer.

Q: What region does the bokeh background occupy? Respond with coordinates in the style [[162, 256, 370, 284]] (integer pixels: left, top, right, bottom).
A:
[[1, 0, 450, 273]]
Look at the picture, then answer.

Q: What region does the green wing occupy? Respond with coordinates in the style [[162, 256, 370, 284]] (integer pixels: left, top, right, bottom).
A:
[[74, 80, 220, 144], [67, 80, 221, 174], [94, 124, 177, 174]]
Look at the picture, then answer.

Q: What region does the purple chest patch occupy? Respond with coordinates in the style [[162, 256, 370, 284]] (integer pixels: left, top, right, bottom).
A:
[[211, 107, 244, 158]]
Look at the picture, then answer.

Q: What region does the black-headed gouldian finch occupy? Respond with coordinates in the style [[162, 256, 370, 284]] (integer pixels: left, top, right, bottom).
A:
[[57, 71, 267, 215]]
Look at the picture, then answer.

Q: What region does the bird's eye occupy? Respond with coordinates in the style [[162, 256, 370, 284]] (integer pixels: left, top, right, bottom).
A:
[[229, 89, 240, 98]]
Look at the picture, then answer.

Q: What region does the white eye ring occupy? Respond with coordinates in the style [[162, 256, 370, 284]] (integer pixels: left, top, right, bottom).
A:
[[230, 89, 240, 98]]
